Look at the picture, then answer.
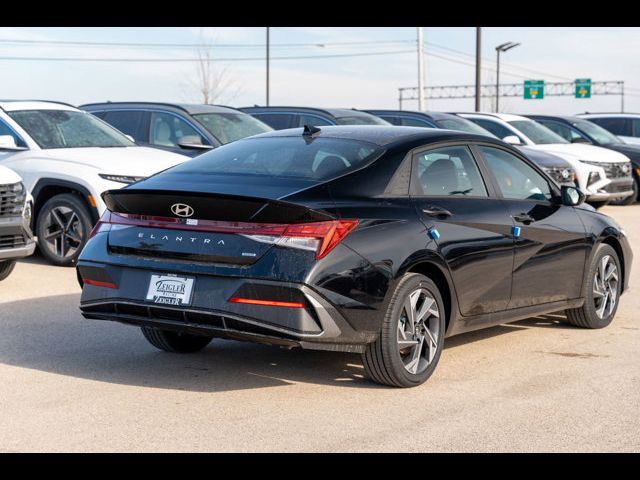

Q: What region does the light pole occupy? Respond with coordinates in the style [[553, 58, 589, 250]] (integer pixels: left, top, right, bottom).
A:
[[417, 27, 425, 111], [475, 27, 481, 111], [495, 41, 520, 112], [266, 27, 270, 106]]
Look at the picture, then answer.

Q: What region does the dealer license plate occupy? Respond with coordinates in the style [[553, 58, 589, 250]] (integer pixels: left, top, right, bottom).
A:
[[146, 274, 195, 306]]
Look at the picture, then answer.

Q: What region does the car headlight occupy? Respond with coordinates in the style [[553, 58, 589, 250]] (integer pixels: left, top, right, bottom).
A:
[[621, 162, 632, 176], [99, 174, 146, 184]]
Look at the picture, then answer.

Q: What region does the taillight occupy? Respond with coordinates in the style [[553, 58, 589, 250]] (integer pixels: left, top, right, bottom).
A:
[[88, 210, 113, 239], [96, 211, 358, 259]]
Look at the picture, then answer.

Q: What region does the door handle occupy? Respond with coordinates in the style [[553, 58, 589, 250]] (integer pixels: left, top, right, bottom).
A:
[[513, 213, 534, 224], [422, 206, 453, 218]]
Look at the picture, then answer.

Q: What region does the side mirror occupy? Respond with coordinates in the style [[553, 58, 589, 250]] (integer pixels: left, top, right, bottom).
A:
[[502, 135, 522, 145], [0, 135, 26, 151], [571, 137, 590, 144], [177, 135, 213, 150], [561, 185, 586, 206]]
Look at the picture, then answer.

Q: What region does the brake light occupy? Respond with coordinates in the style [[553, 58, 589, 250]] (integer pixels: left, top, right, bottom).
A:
[[83, 279, 117, 289], [228, 297, 305, 308], [95, 211, 358, 259]]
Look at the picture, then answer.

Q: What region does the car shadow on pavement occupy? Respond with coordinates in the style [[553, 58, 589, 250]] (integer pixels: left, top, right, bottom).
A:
[[0, 293, 576, 392]]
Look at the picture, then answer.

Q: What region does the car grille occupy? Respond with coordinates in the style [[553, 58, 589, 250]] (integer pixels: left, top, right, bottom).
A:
[[583, 162, 632, 179], [0, 183, 26, 218], [603, 183, 633, 193], [0, 234, 26, 249]]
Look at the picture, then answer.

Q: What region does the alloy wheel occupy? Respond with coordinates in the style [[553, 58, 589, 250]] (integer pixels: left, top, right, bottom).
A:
[[397, 288, 440, 375], [42, 206, 84, 260], [593, 254, 618, 319]]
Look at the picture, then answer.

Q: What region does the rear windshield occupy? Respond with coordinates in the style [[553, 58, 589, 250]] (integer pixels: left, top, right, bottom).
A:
[[167, 136, 384, 181]]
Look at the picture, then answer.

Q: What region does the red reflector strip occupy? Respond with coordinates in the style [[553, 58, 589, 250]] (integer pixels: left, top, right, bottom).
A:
[[83, 279, 117, 289], [228, 297, 305, 308]]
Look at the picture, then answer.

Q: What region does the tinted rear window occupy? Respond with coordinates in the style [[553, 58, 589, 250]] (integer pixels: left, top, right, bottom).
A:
[[167, 136, 383, 181]]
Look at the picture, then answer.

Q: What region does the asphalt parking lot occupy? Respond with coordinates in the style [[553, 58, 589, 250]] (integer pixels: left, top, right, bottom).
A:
[[1, 204, 639, 453]]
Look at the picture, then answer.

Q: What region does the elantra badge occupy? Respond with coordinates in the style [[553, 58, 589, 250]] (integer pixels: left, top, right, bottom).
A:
[[171, 203, 194, 218]]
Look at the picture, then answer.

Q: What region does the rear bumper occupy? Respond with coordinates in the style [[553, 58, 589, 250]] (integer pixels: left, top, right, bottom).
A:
[[78, 260, 376, 352]]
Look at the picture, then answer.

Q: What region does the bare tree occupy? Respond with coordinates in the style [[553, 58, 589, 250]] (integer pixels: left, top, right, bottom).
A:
[[187, 29, 242, 105]]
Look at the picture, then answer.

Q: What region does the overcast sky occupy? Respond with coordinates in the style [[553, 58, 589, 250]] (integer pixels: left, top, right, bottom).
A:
[[1, 26, 639, 114]]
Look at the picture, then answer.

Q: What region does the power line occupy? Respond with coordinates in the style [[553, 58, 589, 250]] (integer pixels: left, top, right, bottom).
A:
[[0, 37, 415, 49], [0, 49, 416, 62]]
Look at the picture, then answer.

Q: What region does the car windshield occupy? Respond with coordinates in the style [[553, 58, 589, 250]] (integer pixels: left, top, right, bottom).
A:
[[572, 119, 623, 145], [334, 115, 391, 126], [435, 118, 497, 137], [508, 120, 568, 144], [168, 136, 383, 181], [7, 110, 134, 149], [192, 112, 272, 144]]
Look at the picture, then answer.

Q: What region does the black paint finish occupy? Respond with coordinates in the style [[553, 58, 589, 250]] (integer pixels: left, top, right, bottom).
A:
[[78, 126, 633, 350]]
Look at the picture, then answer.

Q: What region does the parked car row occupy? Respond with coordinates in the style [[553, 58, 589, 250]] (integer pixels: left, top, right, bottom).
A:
[[0, 98, 636, 274]]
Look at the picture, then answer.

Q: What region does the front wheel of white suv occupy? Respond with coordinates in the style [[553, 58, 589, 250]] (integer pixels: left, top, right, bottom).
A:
[[0, 260, 16, 281], [36, 193, 93, 267]]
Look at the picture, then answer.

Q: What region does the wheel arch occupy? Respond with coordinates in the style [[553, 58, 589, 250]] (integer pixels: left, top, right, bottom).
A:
[[600, 235, 626, 292], [401, 256, 458, 335], [32, 179, 100, 226]]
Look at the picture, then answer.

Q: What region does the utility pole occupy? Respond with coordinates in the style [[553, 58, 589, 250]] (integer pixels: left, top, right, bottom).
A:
[[266, 27, 270, 106], [417, 27, 425, 111], [475, 27, 481, 111], [621, 81, 625, 113]]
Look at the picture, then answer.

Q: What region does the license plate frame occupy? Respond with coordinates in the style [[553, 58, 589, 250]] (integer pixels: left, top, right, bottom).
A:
[[145, 273, 195, 306]]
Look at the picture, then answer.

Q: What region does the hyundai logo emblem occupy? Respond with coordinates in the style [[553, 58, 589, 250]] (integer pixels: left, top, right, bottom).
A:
[[171, 203, 194, 218]]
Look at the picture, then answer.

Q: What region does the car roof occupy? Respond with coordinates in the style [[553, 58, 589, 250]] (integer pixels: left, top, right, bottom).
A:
[[456, 112, 530, 122], [79, 101, 243, 115], [577, 113, 640, 118], [0, 100, 78, 112], [526, 114, 582, 123], [365, 110, 458, 120], [240, 106, 337, 117], [245, 125, 498, 147]]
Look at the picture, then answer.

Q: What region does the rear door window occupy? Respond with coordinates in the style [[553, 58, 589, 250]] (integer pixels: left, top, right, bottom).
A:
[[102, 111, 144, 140], [252, 113, 296, 130], [413, 145, 488, 197], [590, 117, 632, 136]]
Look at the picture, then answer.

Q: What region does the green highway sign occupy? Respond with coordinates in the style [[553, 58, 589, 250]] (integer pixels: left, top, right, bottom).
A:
[[575, 78, 592, 98], [524, 80, 544, 99]]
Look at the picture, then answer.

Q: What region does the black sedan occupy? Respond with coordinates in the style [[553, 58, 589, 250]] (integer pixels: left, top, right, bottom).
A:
[[527, 115, 639, 204], [77, 126, 632, 388]]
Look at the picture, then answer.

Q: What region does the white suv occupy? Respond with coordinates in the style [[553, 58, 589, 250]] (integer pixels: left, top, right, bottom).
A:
[[0, 165, 35, 280], [0, 101, 188, 266], [457, 112, 634, 208]]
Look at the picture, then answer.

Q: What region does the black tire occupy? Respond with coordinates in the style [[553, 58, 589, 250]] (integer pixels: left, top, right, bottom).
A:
[[587, 200, 608, 210], [36, 193, 93, 267], [362, 273, 446, 388], [565, 244, 621, 329], [611, 177, 638, 206], [0, 260, 16, 281], [141, 326, 213, 353]]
